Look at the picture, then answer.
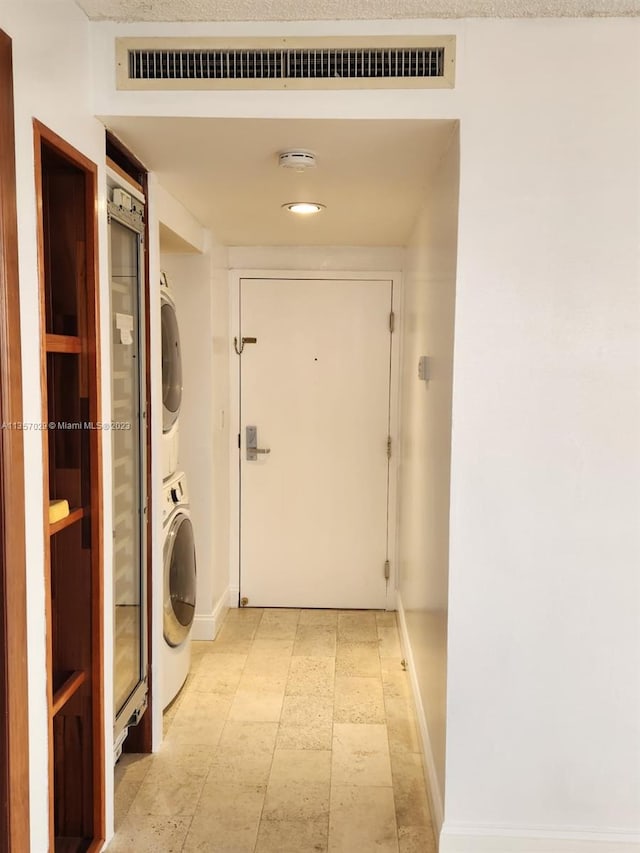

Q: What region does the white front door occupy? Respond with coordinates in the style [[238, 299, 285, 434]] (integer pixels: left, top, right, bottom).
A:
[[239, 276, 393, 609]]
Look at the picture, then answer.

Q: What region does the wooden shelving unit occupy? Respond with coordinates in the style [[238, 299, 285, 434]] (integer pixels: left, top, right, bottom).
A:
[[35, 120, 104, 853]]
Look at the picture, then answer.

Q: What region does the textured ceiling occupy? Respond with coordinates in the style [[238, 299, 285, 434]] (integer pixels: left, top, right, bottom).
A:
[[75, 0, 640, 20]]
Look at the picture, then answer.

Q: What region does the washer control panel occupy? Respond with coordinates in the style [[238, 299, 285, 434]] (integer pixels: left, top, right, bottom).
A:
[[162, 473, 189, 523]]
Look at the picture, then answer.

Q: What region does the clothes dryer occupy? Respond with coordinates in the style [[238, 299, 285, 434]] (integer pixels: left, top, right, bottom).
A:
[[161, 470, 196, 708], [161, 272, 182, 480]]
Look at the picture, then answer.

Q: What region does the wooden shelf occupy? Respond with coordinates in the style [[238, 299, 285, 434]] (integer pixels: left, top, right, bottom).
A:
[[52, 670, 87, 716], [54, 836, 94, 853], [46, 334, 82, 354], [49, 507, 84, 537], [37, 122, 105, 848]]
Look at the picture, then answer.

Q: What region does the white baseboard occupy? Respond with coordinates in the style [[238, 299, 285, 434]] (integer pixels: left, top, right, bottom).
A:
[[439, 825, 640, 852], [191, 586, 230, 640], [396, 594, 444, 836], [229, 586, 239, 607]]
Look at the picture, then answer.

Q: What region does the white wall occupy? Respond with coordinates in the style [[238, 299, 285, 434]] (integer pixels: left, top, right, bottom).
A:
[[0, 3, 114, 849], [442, 19, 640, 851], [396, 125, 459, 831]]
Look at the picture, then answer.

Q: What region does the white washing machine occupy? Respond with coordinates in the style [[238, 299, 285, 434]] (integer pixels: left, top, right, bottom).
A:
[[161, 272, 182, 480], [162, 470, 197, 709]]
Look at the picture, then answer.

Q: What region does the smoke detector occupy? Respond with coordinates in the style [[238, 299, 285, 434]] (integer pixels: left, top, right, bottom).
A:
[[278, 150, 317, 171]]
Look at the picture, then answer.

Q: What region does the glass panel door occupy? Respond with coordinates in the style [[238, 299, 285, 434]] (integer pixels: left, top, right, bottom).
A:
[[109, 197, 147, 751]]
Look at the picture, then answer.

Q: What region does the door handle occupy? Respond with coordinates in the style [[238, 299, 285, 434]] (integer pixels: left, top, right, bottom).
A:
[[246, 425, 271, 461]]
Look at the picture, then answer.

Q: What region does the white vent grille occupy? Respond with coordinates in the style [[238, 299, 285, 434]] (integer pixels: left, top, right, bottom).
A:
[[116, 37, 455, 90]]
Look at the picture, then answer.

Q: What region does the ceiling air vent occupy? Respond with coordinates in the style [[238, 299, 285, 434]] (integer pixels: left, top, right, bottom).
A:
[[116, 37, 455, 91]]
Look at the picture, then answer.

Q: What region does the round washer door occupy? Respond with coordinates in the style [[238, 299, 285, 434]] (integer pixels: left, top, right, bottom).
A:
[[163, 512, 196, 647], [161, 296, 182, 433]]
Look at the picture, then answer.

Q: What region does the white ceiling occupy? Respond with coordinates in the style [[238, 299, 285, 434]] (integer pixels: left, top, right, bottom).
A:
[[76, 0, 640, 20], [104, 117, 456, 247]]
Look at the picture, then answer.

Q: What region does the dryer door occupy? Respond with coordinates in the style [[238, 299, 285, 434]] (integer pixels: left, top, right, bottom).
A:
[[163, 512, 196, 646], [161, 294, 182, 432]]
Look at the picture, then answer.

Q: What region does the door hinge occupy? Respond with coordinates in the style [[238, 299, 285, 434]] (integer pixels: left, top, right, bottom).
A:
[[384, 559, 390, 580], [387, 436, 392, 460], [389, 311, 395, 333]]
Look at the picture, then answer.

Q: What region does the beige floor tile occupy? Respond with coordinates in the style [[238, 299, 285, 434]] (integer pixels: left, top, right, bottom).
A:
[[190, 640, 212, 663], [334, 676, 386, 724], [208, 748, 275, 786], [378, 625, 402, 657], [268, 747, 332, 783], [114, 752, 153, 785], [335, 641, 381, 677], [111, 608, 432, 853], [225, 607, 264, 623], [293, 624, 337, 657], [328, 785, 398, 853], [381, 658, 413, 700], [191, 653, 247, 693], [242, 645, 292, 677], [375, 611, 397, 627], [238, 670, 289, 693], [106, 814, 192, 852], [175, 690, 233, 716], [205, 638, 254, 655], [255, 817, 329, 853], [129, 761, 207, 816], [149, 741, 216, 773], [219, 719, 279, 751], [262, 749, 331, 821], [398, 825, 437, 853], [276, 722, 333, 750], [277, 696, 333, 749], [165, 705, 226, 747], [256, 609, 301, 639], [386, 714, 422, 754], [337, 611, 378, 642], [162, 709, 176, 738], [163, 679, 189, 733], [384, 694, 421, 753], [286, 656, 335, 697], [390, 753, 432, 827], [216, 622, 260, 643], [385, 695, 417, 722], [298, 609, 338, 626], [166, 693, 231, 747], [229, 688, 284, 722], [249, 637, 295, 656], [331, 723, 392, 787], [280, 694, 334, 727], [183, 781, 266, 852], [113, 754, 154, 828], [208, 721, 278, 785]]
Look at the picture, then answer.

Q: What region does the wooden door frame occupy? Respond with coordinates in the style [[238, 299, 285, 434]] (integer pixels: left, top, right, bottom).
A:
[[228, 268, 402, 610], [0, 28, 31, 853]]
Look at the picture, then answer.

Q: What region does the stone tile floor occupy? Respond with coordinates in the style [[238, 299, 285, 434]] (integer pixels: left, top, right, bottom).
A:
[[108, 608, 436, 852]]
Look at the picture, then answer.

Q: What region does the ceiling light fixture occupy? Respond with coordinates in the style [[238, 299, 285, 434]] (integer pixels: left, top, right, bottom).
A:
[[283, 202, 325, 215]]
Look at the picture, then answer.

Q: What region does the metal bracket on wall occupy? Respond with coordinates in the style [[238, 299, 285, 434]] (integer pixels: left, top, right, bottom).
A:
[[233, 336, 257, 355]]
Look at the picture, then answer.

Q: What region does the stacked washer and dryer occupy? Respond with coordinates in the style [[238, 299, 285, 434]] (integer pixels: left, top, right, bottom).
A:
[[160, 272, 197, 709]]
